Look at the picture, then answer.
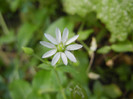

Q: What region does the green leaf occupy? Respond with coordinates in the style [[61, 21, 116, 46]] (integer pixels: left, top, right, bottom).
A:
[[97, 46, 111, 54], [45, 17, 75, 37], [78, 29, 93, 41], [111, 41, 133, 52], [32, 70, 58, 93], [9, 80, 32, 99], [38, 63, 53, 70], [70, 83, 88, 99], [63, 0, 133, 42], [26, 91, 50, 99], [104, 84, 122, 98], [70, 51, 89, 85], [22, 47, 34, 55], [92, 0, 133, 42], [63, 0, 92, 17], [56, 65, 76, 73], [0, 30, 15, 45], [93, 81, 104, 96], [7, 0, 21, 12], [17, 23, 37, 50]]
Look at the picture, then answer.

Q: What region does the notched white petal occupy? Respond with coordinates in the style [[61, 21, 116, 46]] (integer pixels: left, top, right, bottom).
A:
[[62, 28, 69, 43], [44, 33, 58, 45], [65, 51, 77, 62], [56, 28, 61, 43], [66, 44, 83, 50], [42, 49, 57, 58], [40, 41, 56, 48], [61, 52, 68, 65], [51, 52, 60, 66], [65, 35, 79, 45]]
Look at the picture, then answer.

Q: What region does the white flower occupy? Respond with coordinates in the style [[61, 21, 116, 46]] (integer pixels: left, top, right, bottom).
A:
[[40, 28, 83, 66]]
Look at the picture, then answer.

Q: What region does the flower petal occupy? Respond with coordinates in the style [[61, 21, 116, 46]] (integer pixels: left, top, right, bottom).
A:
[[61, 52, 68, 65], [40, 41, 56, 48], [51, 52, 60, 66], [66, 44, 83, 50], [42, 49, 57, 58], [44, 33, 58, 45], [56, 28, 61, 43], [65, 35, 79, 45], [65, 51, 77, 62], [62, 28, 69, 44]]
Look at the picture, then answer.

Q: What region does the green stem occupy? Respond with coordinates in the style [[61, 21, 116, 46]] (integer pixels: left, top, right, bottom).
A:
[[79, 40, 90, 52], [86, 53, 95, 74], [78, 21, 95, 75], [54, 69, 66, 99], [0, 12, 9, 34]]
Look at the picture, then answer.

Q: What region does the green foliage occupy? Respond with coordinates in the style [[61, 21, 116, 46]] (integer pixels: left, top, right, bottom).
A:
[[93, 0, 133, 42], [38, 63, 53, 70], [70, 84, 88, 99], [92, 81, 122, 98], [26, 92, 50, 99], [0, 30, 15, 45], [98, 41, 133, 53], [22, 47, 34, 55], [0, 0, 133, 98], [78, 29, 93, 41], [111, 41, 133, 52], [104, 84, 122, 98], [32, 70, 59, 93], [63, 0, 92, 17], [17, 23, 37, 50], [9, 80, 32, 99], [97, 46, 111, 54], [7, 0, 21, 12], [63, 0, 133, 42], [45, 17, 75, 37]]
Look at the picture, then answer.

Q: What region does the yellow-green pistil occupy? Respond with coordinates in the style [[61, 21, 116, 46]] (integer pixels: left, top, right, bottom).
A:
[[57, 43, 65, 52]]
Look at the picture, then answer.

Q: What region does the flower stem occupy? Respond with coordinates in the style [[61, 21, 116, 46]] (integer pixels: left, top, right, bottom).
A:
[[54, 69, 67, 99], [79, 40, 90, 51], [86, 52, 95, 74], [0, 12, 9, 34], [78, 21, 95, 75]]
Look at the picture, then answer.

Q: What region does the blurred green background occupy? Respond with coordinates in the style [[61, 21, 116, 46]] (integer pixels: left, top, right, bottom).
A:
[[0, 0, 133, 99]]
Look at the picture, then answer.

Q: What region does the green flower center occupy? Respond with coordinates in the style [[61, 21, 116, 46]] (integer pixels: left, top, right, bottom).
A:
[[57, 43, 65, 52]]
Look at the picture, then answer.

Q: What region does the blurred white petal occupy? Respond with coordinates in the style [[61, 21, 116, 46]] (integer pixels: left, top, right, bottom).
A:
[[40, 41, 56, 48], [65, 51, 76, 62], [90, 37, 97, 51], [42, 49, 57, 58], [61, 52, 68, 65], [56, 28, 61, 43], [62, 28, 69, 43], [44, 33, 58, 45], [65, 35, 79, 45], [51, 52, 60, 66], [88, 72, 100, 80], [66, 44, 83, 50]]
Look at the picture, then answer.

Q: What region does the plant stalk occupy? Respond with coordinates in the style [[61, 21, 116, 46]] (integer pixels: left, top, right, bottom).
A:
[[86, 52, 95, 74], [54, 69, 66, 99], [0, 12, 9, 34]]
